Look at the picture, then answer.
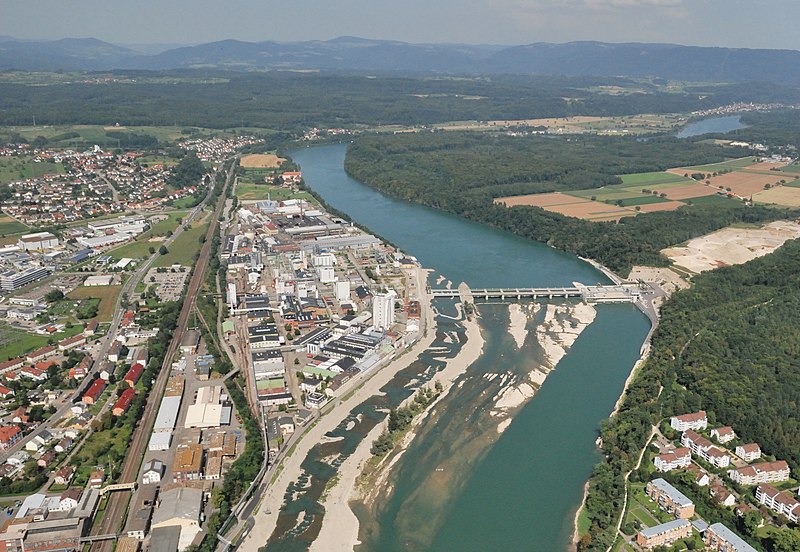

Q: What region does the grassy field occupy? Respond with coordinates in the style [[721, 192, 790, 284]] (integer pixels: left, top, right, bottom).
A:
[[235, 183, 316, 203], [0, 323, 83, 361], [0, 327, 50, 361], [171, 196, 198, 209], [618, 171, 690, 185], [108, 211, 188, 260], [138, 154, 178, 167], [0, 214, 28, 235], [618, 195, 671, 207], [154, 219, 209, 267], [0, 155, 64, 184], [67, 285, 122, 322]]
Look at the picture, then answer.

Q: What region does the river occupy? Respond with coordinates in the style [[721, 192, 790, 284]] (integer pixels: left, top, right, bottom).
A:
[[266, 143, 650, 551]]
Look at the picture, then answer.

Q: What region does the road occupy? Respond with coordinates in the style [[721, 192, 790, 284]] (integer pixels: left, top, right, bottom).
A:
[[0, 178, 212, 466], [89, 160, 237, 550]]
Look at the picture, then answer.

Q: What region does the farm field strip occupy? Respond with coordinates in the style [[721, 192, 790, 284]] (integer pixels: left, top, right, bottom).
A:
[[495, 155, 800, 220]]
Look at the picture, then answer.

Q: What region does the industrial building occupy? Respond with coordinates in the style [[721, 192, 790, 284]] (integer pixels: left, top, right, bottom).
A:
[[150, 487, 203, 551], [184, 385, 231, 429], [0, 267, 50, 291]]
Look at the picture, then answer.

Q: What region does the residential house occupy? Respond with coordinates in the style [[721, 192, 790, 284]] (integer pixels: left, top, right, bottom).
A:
[[710, 482, 736, 507], [13, 407, 30, 425], [670, 410, 708, 432], [0, 425, 22, 449], [82, 378, 106, 405], [37, 450, 56, 468], [636, 519, 692, 550], [25, 345, 56, 363], [728, 461, 790, 486], [88, 469, 105, 489], [646, 478, 695, 519], [84, 321, 98, 336], [755, 484, 800, 523], [735, 443, 762, 463], [19, 367, 46, 382], [58, 488, 82, 512], [0, 358, 24, 375], [704, 523, 758, 552], [58, 334, 87, 352], [123, 362, 144, 388], [54, 436, 74, 453], [681, 430, 731, 468], [112, 388, 135, 416], [69, 355, 92, 380], [710, 426, 736, 444], [54, 465, 76, 485], [0, 384, 15, 399], [686, 464, 711, 487], [654, 447, 692, 473], [108, 341, 122, 362]]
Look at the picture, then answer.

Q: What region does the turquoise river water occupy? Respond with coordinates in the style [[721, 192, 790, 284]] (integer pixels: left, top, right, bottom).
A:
[[263, 144, 651, 551]]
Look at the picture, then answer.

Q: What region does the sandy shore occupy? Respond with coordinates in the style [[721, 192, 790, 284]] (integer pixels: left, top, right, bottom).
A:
[[508, 303, 535, 349], [310, 307, 486, 552], [492, 302, 596, 426], [239, 266, 435, 552]]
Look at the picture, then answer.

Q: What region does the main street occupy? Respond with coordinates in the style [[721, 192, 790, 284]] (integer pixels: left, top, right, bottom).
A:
[[89, 159, 237, 550]]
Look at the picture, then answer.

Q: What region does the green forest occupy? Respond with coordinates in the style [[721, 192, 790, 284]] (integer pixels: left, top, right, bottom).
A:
[[2, 71, 799, 131], [580, 239, 800, 551], [344, 132, 799, 273]]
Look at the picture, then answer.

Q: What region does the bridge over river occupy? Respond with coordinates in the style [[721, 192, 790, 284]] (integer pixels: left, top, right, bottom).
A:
[[430, 283, 646, 304]]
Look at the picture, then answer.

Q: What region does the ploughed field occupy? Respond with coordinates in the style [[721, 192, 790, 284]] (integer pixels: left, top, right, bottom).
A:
[[494, 157, 800, 221]]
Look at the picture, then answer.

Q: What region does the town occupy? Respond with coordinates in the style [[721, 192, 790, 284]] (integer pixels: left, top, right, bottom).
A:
[[0, 139, 426, 552], [624, 408, 799, 551]]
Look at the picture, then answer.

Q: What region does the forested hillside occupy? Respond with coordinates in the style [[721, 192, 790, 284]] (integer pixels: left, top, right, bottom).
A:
[[345, 133, 798, 273], [1, 71, 798, 131], [580, 238, 800, 551]]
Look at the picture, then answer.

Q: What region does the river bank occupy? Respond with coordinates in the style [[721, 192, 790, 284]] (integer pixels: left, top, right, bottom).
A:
[[310, 305, 486, 552], [239, 266, 436, 552]]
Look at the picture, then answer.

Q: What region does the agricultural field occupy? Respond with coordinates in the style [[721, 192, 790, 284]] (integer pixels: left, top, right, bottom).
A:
[[753, 186, 800, 207], [67, 285, 122, 322], [0, 155, 64, 184], [496, 156, 800, 221], [240, 153, 285, 168], [780, 162, 800, 174], [0, 214, 28, 235], [494, 193, 632, 221]]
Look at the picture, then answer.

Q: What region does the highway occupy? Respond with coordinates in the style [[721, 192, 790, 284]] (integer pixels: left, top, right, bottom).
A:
[[89, 159, 237, 550]]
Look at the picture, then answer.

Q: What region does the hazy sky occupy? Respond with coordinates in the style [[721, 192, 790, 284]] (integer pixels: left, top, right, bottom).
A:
[[1, 0, 797, 50]]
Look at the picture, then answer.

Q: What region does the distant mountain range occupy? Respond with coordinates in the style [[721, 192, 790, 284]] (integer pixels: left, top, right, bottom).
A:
[[2, 35, 800, 84]]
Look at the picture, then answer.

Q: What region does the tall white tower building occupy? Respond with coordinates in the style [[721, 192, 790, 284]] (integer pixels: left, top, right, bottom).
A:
[[372, 290, 397, 330]]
